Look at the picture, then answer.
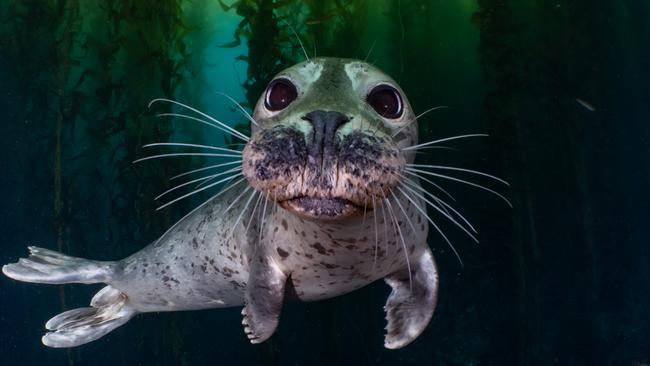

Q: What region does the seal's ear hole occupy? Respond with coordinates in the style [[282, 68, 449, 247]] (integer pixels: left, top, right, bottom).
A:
[[366, 85, 403, 119], [265, 78, 298, 111]]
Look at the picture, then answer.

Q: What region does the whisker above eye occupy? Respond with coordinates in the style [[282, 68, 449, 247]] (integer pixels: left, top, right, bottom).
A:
[[402, 133, 489, 151], [215, 92, 260, 128]]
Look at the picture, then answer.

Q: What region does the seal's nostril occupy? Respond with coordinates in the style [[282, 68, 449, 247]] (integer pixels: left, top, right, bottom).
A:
[[304, 110, 349, 165], [303, 110, 349, 127]]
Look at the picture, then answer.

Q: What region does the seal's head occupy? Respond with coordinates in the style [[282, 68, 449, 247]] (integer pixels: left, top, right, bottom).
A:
[[243, 58, 417, 221]]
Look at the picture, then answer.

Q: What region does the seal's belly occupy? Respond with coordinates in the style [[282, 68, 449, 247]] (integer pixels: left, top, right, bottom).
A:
[[280, 241, 409, 302]]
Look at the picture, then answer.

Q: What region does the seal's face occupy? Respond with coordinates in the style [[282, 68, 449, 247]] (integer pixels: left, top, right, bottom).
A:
[[243, 58, 417, 221]]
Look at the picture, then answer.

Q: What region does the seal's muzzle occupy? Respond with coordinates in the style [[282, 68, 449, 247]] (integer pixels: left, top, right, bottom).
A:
[[303, 110, 349, 167]]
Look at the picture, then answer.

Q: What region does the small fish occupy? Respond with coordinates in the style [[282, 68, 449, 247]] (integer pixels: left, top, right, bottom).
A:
[[576, 98, 596, 112]]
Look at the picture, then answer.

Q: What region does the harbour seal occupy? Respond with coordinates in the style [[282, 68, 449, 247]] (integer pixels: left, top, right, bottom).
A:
[[2, 57, 484, 349]]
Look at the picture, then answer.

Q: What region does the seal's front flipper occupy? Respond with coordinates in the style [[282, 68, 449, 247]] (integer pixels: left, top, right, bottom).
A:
[[383, 247, 439, 349], [2, 246, 113, 284], [42, 286, 136, 347], [242, 258, 287, 344]]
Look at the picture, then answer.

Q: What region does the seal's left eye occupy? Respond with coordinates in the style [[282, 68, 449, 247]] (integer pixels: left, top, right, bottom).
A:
[[265, 78, 297, 111], [366, 85, 403, 119]]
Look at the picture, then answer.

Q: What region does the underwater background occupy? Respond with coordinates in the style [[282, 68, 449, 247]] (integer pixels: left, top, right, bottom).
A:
[[0, 0, 648, 365]]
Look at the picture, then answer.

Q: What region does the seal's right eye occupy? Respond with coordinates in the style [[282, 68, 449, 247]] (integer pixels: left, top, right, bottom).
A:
[[265, 78, 297, 111], [366, 84, 403, 119]]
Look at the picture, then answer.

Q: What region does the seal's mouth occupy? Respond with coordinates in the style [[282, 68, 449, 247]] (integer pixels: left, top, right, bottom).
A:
[[279, 196, 365, 220]]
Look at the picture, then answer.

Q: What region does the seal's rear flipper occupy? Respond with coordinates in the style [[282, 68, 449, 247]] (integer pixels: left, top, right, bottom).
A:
[[43, 286, 136, 348], [2, 246, 113, 284]]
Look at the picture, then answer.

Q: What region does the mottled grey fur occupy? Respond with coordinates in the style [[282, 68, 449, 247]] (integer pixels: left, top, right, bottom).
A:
[[3, 57, 438, 350]]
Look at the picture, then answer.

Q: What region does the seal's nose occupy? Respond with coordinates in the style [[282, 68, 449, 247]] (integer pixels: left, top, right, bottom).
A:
[[303, 110, 349, 165]]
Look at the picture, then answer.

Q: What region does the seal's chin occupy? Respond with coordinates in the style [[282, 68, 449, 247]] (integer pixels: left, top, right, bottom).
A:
[[280, 196, 365, 221]]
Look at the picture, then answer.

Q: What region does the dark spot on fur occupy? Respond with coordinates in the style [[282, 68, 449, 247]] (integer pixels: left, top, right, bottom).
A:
[[311, 242, 328, 255], [222, 267, 235, 277], [277, 247, 289, 258], [320, 262, 339, 269]]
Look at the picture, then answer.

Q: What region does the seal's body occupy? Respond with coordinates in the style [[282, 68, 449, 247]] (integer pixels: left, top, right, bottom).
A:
[[3, 58, 438, 350]]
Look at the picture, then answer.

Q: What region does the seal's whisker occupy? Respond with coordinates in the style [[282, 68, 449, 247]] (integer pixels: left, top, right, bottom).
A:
[[413, 146, 459, 153], [391, 106, 450, 138], [400, 171, 456, 202], [364, 39, 377, 62], [195, 168, 243, 189], [216, 92, 260, 128], [399, 184, 478, 242], [143, 142, 243, 154], [258, 191, 271, 244], [406, 167, 513, 208], [390, 189, 420, 244], [396, 187, 464, 266], [157, 173, 244, 211], [171, 161, 242, 180], [229, 189, 258, 239], [222, 185, 253, 219], [245, 192, 264, 235], [356, 199, 369, 245], [401, 178, 477, 234], [391, 189, 419, 236], [401, 176, 453, 218], [378, 198, 388, 256], [372, 195, 379, 272], [133, 153, 242, 164], [407, 164, 509, 186], [382, 197, 398, 252], [383, 196, 413, 291], [153, 177, 245, 245], [401, 134, 489, 151], [281, 20, 309, 62], [149, 97, 250, 141], [155, 167, 242, 201], [157, 112, 249, 142]]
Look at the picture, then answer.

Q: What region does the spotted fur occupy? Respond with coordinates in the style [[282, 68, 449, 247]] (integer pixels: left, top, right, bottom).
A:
[[3, 58, 438, 350]]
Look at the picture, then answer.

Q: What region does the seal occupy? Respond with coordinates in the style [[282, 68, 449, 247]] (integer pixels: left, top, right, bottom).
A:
[[3, 57, 440, 349]]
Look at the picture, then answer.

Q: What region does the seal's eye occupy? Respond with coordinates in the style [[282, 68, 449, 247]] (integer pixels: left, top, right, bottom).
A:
[[366, 85, 403, 119], [265, 78, 297, 111]]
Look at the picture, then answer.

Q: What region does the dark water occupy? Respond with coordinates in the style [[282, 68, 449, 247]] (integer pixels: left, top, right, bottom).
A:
[[1, 1, 648, 365]]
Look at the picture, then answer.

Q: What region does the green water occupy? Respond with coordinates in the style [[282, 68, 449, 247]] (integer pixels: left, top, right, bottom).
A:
[[0, 1, 648, 365]]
